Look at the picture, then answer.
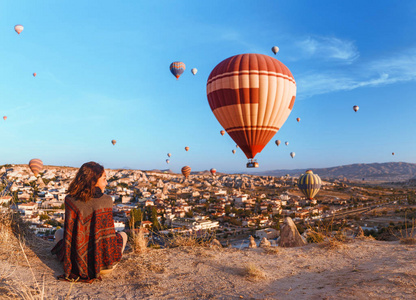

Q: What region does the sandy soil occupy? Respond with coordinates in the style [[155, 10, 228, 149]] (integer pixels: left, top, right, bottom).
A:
[[1, 236, 416, 300]]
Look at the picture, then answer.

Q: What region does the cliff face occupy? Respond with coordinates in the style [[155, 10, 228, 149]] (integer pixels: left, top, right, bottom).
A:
[[259, 162, 416, 182], [2, 236, 416, 299]]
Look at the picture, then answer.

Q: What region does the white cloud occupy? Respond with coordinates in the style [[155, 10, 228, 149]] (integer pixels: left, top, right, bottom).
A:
[[296, 36, 359, 63], [297, 48, 416, 98]]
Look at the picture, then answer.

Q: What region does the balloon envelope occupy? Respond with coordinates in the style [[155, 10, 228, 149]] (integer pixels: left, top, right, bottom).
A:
[[170, 62, 186, 79], [29, 159, 43, 176], [296, 118, 300, 122], [275, 140, 281, 146], [111, 140, 116, 145], [353, 105, 359, 112], [181, 166, 191, 178], [392, 152, 395, 156], [185, 147, 189, 152], [167, 153, 171, 157], [210, 168, 216, 175], [290, 152, 295, 158], [191, 68, 197, 75], [285, 141, 289, 146], [271, 46, 279, 55], [166, 159, 170, 164], [220, 130, 225, 136], [207, 54, 296, 160], [232, 149, 236, 154], [33, 73, 37, 77], [298, 170, 321, 200], [14, 25, 24, 34], [3, 116, 6, 121]]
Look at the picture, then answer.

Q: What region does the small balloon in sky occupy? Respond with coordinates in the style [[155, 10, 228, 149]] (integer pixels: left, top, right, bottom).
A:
[[220, 130, 225, 136], [3, 116, 7, 121], [210, 168, 216, 176], [181, 166, 191, 178], [111, 140, 116, 146], [29, 158, 43, 176], [232, 149, 236, 154], [392, 152, 395, 156], [191, 68, 197, 75], [290, 152, 295, 158], [14, 25, 24, 34], [33, 73, 37, 77], [167, 153, 171, 157], [271, 46, 279, 55], [185, 146, 189, 152], [275, 140, 281, 146], [296, 117, 300, 122], [285, 141, 289, 146], [166, 159, 170, 164], [170, 62, 186, 80], [353, 105, 359, 112]]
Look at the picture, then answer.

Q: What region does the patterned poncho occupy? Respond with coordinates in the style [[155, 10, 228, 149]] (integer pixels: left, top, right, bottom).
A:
[[51, 190, 123, 282]]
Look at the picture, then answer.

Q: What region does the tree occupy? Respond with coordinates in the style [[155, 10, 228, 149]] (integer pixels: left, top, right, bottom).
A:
[[151, 207, 160, 231], [130, 208, 142, 229]]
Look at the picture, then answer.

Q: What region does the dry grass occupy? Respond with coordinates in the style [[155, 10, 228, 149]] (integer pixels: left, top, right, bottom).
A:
[[243, 263, 266, 281], [399, 217, 416, 245], [263, 247, 279, 255], [306, 218, 354, 250]]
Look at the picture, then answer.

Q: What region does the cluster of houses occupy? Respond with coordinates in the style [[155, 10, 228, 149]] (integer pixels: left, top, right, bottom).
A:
[[1, 164, 349, 241]]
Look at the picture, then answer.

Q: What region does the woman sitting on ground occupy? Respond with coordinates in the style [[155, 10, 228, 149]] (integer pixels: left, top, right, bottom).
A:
[[52, 161, 127, 282]]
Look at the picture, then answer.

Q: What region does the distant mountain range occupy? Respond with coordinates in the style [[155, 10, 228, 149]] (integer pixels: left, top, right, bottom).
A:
[[254, 162, 416, 182]]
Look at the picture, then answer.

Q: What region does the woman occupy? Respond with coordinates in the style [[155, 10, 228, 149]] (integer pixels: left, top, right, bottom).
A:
[[52, 162, 127, 282]]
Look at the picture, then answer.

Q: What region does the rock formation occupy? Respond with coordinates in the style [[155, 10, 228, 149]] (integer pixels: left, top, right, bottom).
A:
[[248, 235, 257, 248], [259, 237, 271, 247], [279, 217, 307, 247]]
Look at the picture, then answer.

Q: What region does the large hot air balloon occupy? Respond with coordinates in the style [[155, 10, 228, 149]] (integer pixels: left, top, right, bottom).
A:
[[14, 25, 24, 34], [290, 152, 295, 158], [29, 159, 43, 176], [353, 105, 359, 112], [167, 153, 171, 157], [185, 146, 189, 152], [111, 140, 116, 146], [166, 159, 170, 164], [207, 54, 296, 168], [170, 62, 186, 80], [3, 116, 6, 121], [271, 46, 279, 55], [220, 130, 225, 136], [297, 170, 321, 200], [296, 118, 300, 122], [191, 68, 197, 75], [285, 141, 289, 146], [210, 168, 216, 176], [181, 166, 191, 179], [33, 73, 37, 77], [232, 149, 236, 154], [275, 140, 281, 146]]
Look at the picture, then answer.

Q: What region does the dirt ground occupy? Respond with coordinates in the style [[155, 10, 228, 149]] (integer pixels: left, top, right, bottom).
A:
[[1, 236, 416, 300]]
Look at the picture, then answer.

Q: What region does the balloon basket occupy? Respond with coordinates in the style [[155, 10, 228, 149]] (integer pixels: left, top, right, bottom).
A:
[[246, 160, 259, 168]]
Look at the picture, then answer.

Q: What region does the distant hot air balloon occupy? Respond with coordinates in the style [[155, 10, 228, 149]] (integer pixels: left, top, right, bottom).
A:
[[207, 54, 296, 168], [296, 118, 300, 122], [191, 68, 197, 75], [33, 73, 37, 77], [290, 152, 295, 159], [3, 116, 6, 121], [285, 141, 289, 146], [275, 140, 281, 146], [353, 105, 359, 112], [170, 62, 186, 80], [167, 153, 171, 157], [392, 152, 395, 156], [271, 46, 279, 55], [181, 166, 191, 179], [166, 159, 170, 164], [185, 146, 189, 152], [29, 159, 43, 176], [220, 130, 225, 136], [210, 168, 216, 176], [298, 170, 322, 200], [232, 149, 236, 154], [236, 145, 239, 149], [14, 25, 24, 34], [111, 140, 116, 146]]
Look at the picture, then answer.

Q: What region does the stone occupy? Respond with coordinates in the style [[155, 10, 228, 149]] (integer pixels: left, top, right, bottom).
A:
[[259, 237, 271, 247], [356, 226, 365, 238], [248, 235, 257, 248], [210, 239, 222, 248], [279, 217, 307, 247]]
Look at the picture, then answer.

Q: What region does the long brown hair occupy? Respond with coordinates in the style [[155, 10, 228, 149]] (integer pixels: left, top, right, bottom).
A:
[[68, 162, 104, 202]]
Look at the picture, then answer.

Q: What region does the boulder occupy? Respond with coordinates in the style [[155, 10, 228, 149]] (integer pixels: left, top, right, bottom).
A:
[[279, 217, 307, 247], [259, 237, 271, 248], [356, 226, 365, 238], [210, 239, 222, 248], [248, 235, 257, 248]]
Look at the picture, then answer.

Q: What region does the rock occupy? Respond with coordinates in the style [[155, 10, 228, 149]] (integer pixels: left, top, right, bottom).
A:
[[210, 239, 222, 248], [248, 235, 257, 248], [259, 237, 271, 247], [279, 217, 307, 247], [356, 226, 365, 238]]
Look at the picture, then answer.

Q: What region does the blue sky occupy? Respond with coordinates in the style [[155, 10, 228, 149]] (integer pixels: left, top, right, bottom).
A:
[[0, 1, 415, 173]]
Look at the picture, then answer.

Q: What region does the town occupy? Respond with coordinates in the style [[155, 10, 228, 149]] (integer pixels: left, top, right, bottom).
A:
[[1, 164, 415, 247]]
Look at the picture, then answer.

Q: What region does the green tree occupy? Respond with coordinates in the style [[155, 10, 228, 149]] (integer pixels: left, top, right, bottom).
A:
[[130, 208, 143, 229], [151, 206, 160, 231]]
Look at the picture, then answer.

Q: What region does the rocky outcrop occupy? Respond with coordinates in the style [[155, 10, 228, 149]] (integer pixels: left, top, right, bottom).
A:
[[248, 236, 257, 248], [279, 217, 307, 247], [259, 237, 271, 248]]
